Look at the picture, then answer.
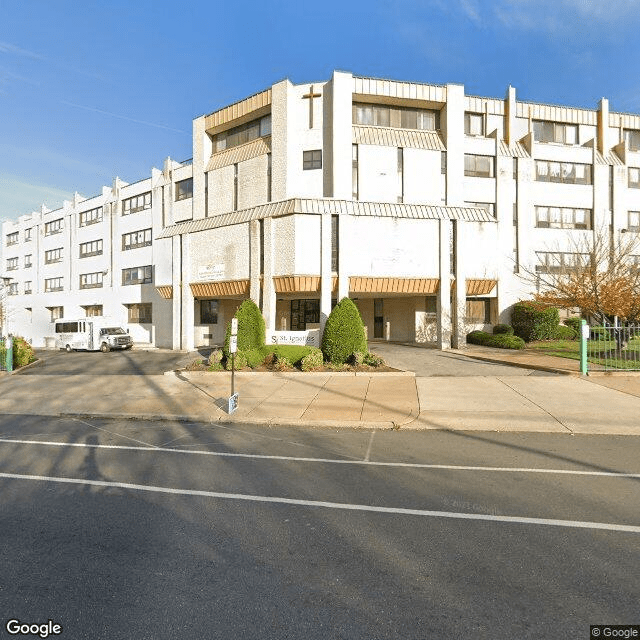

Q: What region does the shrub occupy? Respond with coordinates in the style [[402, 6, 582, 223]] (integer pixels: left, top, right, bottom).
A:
[[244, 347, 267, 368], [321, 298, 367, 364], [510, 302, 560, 342], [223, 300, 266, 358], [467, 330, 525, 349], [12, 337, 35, 368], [563, 317, 583, 333], [492, 324, 514, 335], [300, 348, 324, 371], [273, 356, 293, 371], [225, 351, 248, 370], [349, 351, 365, 366], [363, 352, 385, 367], [207, 362, 224, 371], [551, 325, 578, 340], [208, 349, 223, 366]]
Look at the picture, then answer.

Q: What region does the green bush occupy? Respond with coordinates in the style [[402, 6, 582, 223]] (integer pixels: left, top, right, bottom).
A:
[[321, 298, 367, 364], [223, 300, 266, 358], [207, 362, 224, 371], [273, 357, 293, 371], [551, 325, 578, 340], [12, 337, 35, 368], [510, 302, 560, 342], [467, 330, 525, 349], [492, 324, 514, 335], [563, 317, 583, 333], [349, 351, 365, 366], [208, 349, 223, 366], [225, 351, 248, 370], [363, 352, 385, 367], [300, 348, 324, 371]]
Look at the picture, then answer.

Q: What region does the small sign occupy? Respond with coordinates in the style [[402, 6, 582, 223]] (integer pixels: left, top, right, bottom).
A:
[[229, 335, 238, 353], [267, 329, 320, 347], [228, 392, 239, 414], [581, 324, 590, 340], [197, 263, 225, 281], [231, 318, 238, 335]]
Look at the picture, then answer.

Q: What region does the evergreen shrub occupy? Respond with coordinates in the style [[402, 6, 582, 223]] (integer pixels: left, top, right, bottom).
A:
[[12, 337, 35, 368], [551, 325, 578, 340], [321, 298, 367, 364], [363, 352, 385, 367], [225, 351, 248, 370], [467, 330, 525, 349], [300, 348, 323, 371], [510, 302, 560, 342], [492, 324, 514, 335], [223, 300, 266, 358], [563, 317, 583, 333]]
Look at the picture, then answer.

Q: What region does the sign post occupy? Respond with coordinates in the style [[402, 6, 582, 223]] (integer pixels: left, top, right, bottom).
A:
[[228, 318, 239, 413]]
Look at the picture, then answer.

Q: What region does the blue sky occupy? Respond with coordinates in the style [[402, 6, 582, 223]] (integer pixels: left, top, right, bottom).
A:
[[2, 0, 640, 222]]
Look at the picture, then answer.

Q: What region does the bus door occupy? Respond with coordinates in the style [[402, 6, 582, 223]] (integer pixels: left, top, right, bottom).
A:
[[87, 322, 94, 350]]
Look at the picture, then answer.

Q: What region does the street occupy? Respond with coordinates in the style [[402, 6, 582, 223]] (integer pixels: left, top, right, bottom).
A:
[[1, 415, 638, 639]]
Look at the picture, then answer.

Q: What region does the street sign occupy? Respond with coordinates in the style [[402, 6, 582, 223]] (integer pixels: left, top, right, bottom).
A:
[[228, 392, 239, 414], [229, 335, 238, 353], [581, 324, 590, 340], [231, 318, 238, 335]]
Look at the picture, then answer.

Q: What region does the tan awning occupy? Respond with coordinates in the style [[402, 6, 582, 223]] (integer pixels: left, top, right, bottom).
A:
[[349, 277, 439, 294], [453, 279, 497, 295], [352, 125, 445, 151], [190, 280, 250, 297], [273, 275, 338, 293], [155, 285, 173, 299]]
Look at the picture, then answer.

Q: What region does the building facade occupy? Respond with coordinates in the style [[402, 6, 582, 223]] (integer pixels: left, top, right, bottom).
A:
[[4, 71, 640, 350]]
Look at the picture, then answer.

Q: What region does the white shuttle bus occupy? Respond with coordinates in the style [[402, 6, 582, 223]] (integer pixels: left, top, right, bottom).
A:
[[54, 318, 133, 352]]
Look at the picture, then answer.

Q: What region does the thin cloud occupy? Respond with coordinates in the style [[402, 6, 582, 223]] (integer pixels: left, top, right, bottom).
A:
[[0, 175, 74, 220], [61, 101, 185, 134], [0, 41, 43, 60]]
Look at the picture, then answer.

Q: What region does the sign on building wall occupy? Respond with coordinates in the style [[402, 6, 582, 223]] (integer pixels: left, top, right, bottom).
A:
[[198, 263, 225, 281], [267, 330, 320, 347]]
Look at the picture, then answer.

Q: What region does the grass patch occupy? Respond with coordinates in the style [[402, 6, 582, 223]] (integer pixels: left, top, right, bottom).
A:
[[527, 338, 640, 369]]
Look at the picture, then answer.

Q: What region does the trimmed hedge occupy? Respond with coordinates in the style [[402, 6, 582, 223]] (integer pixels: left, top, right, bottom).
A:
[[321, 298, 367, 364], [223, 300, 266, 358], [467, 330, 525, 349], [511, 302, 560, 342], [301, 348, 324, 371], [492, 324, 514, 335], [552, 325, 578, 340]]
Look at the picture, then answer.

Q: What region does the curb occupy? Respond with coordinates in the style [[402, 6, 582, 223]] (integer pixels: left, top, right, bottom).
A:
[[448, 350, 576, 376], [173, 370, 415, 379]]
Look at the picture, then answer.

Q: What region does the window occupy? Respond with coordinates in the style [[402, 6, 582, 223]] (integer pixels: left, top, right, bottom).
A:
[[44, 218, 63, 235], [48, 306, 64, 321], [6, 257, 18, 271], [79, 239, 103, 258], [629, 167, 640, 189], [25, 228, 32, 242], [7, 283, 18, 296], [122, 228, 152, 250], [233, 163, 238, 211], [126, 303, 152, 323], [83, 305, 103, 317], [122, 192, 151, 215], [25, 254, 32, 268], [533, 120, 578, 145], [44, 277, 63, 292], [6, 232, 18, 245], [24, 281, 32, 294], [536, 161, 592, 185], [303, 150, 322, 170], [352, 103, 439, 131], [466, 298, 491, 323], [352, 144, 359, 199], [331, 215, 339, 272], [464, 154, 495, 178], [535, 251, 590, 273], [200, 300, 218, 324], [441, 151, 447, 175], [122, 265, 152, 286], [466, 202, 495, 217], [624, 129, 640, 152], [80, 272, 104, 289], [267, 153, 272, 202], [55, 321, 79, 333], [425, 297, 437, 316], [79, 206, 103, 226], [536, 206, 592, 230], [213, 114, 271, 152], [397, 147, 404, 203], [44, 248, 63, 264], [175, 178, 193, 201], [628, 211, 640, 232], [465, 112, 484, 136], [290, 299, 319, 330]]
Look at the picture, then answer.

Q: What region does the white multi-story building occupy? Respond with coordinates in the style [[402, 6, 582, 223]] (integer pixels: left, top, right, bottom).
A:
[[4, 71, 640, 350]]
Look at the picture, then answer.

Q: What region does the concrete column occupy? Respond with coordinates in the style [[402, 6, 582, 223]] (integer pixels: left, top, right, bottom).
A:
[[451, 221, 466, 349], [171, 235, 182, 350], [180, 234, 194, 350], [444, 84, 465, 207], [320, 213, 332, 334], [249, 220, 261, 305], [271, 79, 292, 201], [437, 218, 452, 349], [505, 85, 517, 147], [262, 217, 276, 331], [324, 70, 353, 199], [597, 98, 610, 155], [191, 116, 210, 220]]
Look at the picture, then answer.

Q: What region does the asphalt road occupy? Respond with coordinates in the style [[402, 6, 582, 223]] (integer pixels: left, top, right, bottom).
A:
[[0, 415, 638, 639]]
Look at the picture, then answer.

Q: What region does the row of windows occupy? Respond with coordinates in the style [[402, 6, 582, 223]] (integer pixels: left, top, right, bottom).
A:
[[123, 192, 152, 215], [213, 115, 272, 153], [353, 103, 439, 131], [46, 304, 152, 323], [535, 160, 592, 185], [535, 206, 592, 230]]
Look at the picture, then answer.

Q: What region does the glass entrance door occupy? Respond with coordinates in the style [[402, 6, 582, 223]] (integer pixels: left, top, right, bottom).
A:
[[374, 298, 384, 339]]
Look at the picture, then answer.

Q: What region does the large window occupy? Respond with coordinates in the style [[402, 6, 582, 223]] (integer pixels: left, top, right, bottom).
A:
[[465, 112, 484, 136], [200, 300, 218, 324], [353, 103, 439, 131], [175, 178, 193, 201], [79, 206, 103, 226], [624, 129, 640, 151], [25, 228, 32, 242], [303, 150, 322, 170], [44, 277, 63, 292], [6, 257, 18, 271], [535, 251, 590, 274], [466, 202, 495, 217], [628, 211, 640, 232], [122, 228, 152, 250], [290, 299, 319, 330], [213, 115, 271, 153], [83, 305, 103, 317], [6, 232, 18, 246], [25, 254, 32, 268], [122, 265, 152, 286], [80, 272, 103, 289], [79, 239, 103, 258], [7, 283, 18, 296], [331, 215, 339, 272], [44, 248, 63, 264], [466, 298, 491, 323], [464, 154, 495, 178], [629, 168, 640, 189], [44, 218, 63, 235], [536, 161, 592, 185], [533, 120, 578, 145], [126, 303, 152, 323], [122, 192, 151, 215], [24, 281, 32, 294], [47, 306, 64, 321], [536, 206, 592, 230]]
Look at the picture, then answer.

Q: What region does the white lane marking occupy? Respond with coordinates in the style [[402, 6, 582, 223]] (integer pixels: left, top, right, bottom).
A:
[[0, 437, 639, 479], [1, 471, 638, 533], [364, 429, 376, 462], [69, 417, 159, 449]]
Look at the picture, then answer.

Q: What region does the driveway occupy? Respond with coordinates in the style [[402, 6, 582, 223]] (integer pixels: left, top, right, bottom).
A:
[[20, 348, 193, 376], [368, 342, 555, 377]]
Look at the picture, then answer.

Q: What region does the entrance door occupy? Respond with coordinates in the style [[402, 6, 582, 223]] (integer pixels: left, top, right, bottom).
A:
[[290, 299, 320, 330], [374, 298, 384, 339]]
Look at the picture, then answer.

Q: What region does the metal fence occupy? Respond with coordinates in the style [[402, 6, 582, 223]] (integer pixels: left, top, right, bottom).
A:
[[587, 322, 640, 371]]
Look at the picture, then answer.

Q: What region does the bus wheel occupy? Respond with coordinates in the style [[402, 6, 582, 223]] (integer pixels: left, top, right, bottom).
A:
[[65, 344, 72, 353], [100, 342, 110, 353]]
